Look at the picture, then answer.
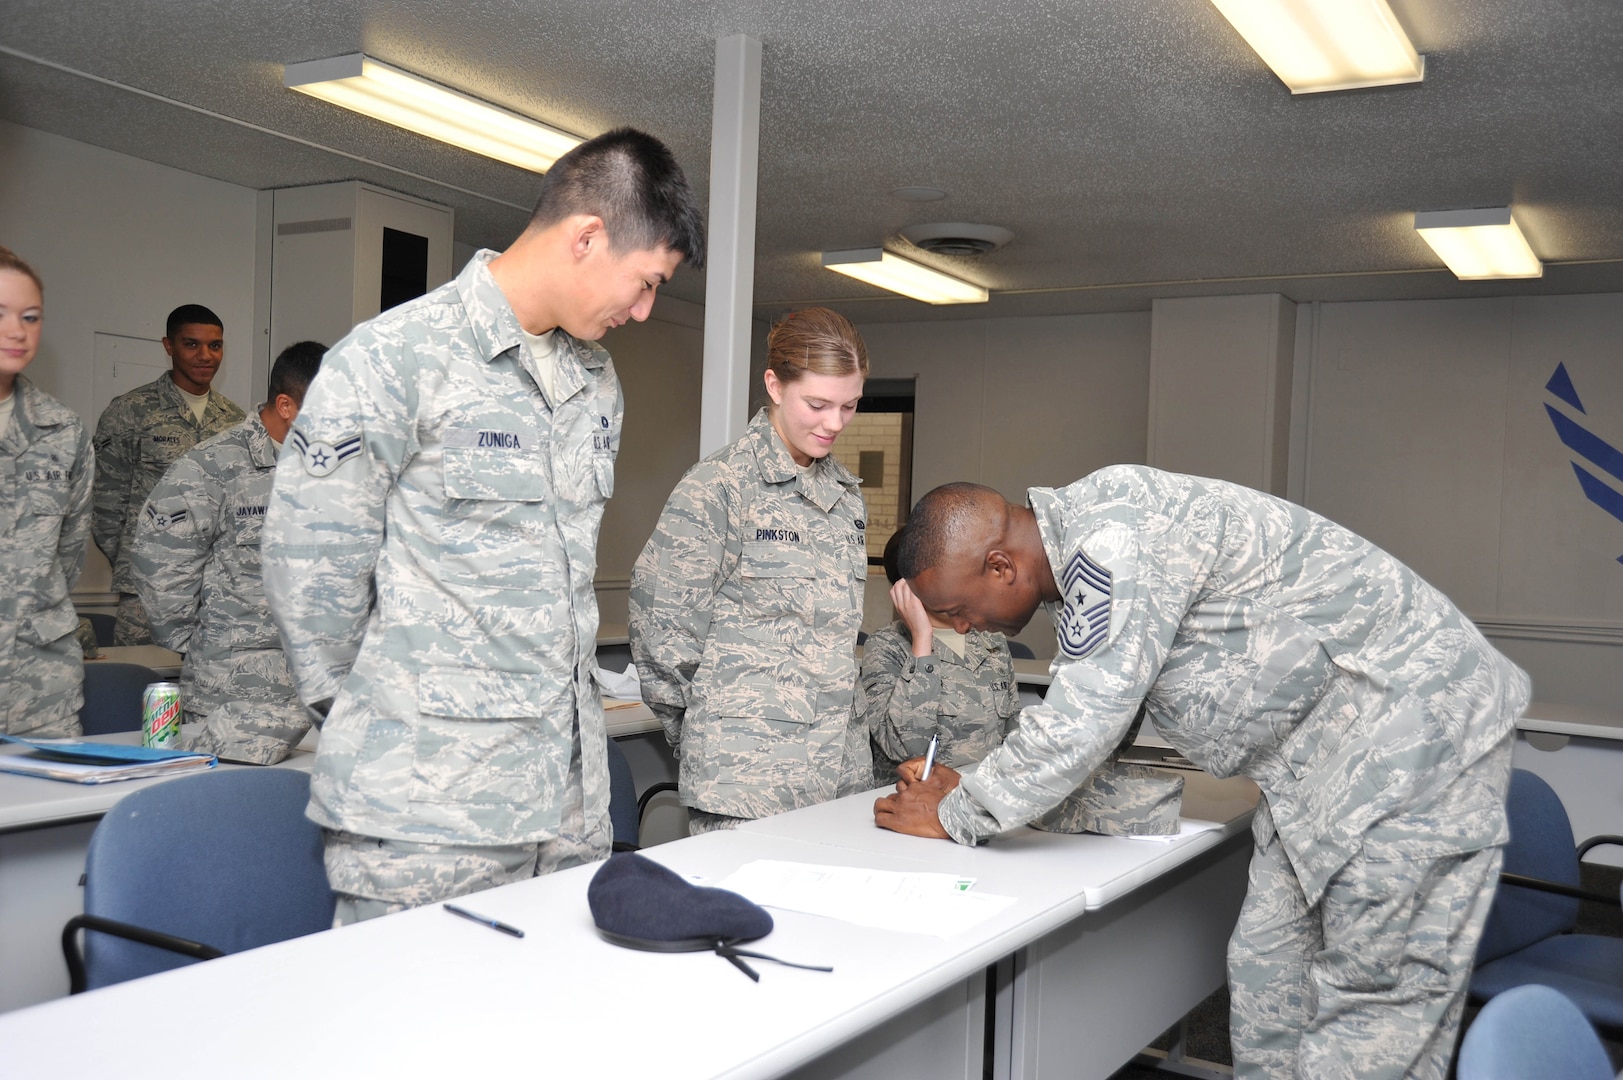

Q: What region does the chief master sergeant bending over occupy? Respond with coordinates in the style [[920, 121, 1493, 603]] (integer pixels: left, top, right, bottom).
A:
[[263, 128, 705, 924], [131, 341, 325, 764], [874, 468, 1529, 1080]]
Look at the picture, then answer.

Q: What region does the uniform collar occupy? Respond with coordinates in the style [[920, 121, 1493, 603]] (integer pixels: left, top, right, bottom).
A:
[[1028, 487, 1070, 626], [457, 248, 610, 403], [13, 376, 75, 432], [244, 408, 278, 468], [155, 370, 233, 428], [2, 378, 73, 457], [746, 406, 860, 513]]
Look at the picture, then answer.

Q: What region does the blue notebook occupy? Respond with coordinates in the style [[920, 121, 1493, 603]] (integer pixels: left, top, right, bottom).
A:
[[0, 735, 215, 783]]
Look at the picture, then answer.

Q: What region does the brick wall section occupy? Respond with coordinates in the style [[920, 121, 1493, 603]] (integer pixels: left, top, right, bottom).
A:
[[832, 413, 904, 559]]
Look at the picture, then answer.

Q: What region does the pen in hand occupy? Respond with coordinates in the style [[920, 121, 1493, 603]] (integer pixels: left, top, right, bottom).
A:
[[444, 903, 525, 938], [920, 732, 939, 781]]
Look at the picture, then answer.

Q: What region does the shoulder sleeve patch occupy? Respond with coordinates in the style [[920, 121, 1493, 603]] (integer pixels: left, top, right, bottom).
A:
[[1056, 548, 1113, 660]]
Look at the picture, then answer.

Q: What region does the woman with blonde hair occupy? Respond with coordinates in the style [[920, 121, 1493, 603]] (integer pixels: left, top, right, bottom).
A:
[[0, 246, 94, 736], [630, 306, 872, 832]]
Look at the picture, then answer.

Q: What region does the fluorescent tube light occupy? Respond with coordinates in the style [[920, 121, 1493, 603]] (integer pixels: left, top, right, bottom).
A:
[[285, 54, 582, 173], [821, 248, 989, 305], [1209, 0, 1424, 94], [1413, 208, 1543, 280]]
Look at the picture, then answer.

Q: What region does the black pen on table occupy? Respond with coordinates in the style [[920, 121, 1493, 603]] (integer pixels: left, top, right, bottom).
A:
[[444, 903, 525, 939], [920, 732, 939, 781]]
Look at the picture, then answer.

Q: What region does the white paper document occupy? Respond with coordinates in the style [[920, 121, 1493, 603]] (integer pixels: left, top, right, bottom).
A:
[[716, 860, 1017, 938], [1122, 818, 1223, 844]]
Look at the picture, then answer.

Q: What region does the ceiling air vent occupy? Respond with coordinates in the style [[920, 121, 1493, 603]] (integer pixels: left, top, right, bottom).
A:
[[899, 222, 1013, 257]]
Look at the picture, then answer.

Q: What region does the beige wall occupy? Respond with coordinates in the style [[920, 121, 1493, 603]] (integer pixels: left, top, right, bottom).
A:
[[593, 297, 706, 629], [1, 120, 262, 601], [830, 411, 905, 559], [1297, 293, 1623, 708], [853, 311, 1154, 656]]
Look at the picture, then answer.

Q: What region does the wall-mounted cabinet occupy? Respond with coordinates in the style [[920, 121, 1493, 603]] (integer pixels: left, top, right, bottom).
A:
[[266, 182, 453, 368]]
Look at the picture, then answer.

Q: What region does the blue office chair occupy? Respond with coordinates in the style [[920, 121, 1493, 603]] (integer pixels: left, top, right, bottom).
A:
[[81, 612, 117, 647], [62, 768, 334, 993], [1470, 769, 1623, 1035], [78, 662, 160, 735], [606, 736, 639, 850], [1457, 984, 1617, 1080], [1007, 640, 1036, 660]]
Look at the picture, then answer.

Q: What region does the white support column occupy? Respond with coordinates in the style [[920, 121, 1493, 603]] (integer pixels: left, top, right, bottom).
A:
[[699, 32, 762, 458]]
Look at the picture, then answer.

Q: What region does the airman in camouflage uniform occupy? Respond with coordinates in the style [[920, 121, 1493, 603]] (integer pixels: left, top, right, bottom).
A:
[[263, 128, 704, 923], [862, 620, 1184, 834], [862, 620, 1019, 783], [1, 377, 94, 737], [631, 404, 872, 832], [879, 467, 1529, 1080], [92, 309, 244, 645], [130, 341, 325, 764]]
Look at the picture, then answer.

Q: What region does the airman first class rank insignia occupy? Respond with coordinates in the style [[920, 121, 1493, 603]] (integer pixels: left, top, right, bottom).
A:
[[143, 504, 187, 530], [1056, 547, 1112, 660], [290, 428, 363, 478]]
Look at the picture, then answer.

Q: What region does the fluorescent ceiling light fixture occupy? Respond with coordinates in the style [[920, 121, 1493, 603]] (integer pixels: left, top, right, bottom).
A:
[[822, 248, 989, 305], [285, 53, 582, 173], [1413, 208, 1543, 280], [1209, 0, 1424, 94]]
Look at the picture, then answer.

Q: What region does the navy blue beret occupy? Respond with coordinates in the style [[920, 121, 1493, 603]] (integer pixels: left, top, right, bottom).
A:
[[588, 852, 773, 951]]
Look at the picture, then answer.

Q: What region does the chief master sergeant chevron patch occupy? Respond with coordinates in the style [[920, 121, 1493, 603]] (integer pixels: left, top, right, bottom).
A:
[[1056, 547, 1112, 659]]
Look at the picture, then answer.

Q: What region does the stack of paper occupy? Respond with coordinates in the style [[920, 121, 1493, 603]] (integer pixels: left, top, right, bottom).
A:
[[716, 860, 1017, 938], [0, 736, 216, 784]]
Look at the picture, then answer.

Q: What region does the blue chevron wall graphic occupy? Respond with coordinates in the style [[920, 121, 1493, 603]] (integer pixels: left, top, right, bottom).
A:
[[1544, 362, 1623, 564]]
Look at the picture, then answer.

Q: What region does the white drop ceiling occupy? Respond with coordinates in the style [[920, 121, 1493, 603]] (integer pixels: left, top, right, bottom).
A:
[[4, 0, 1622, 322]]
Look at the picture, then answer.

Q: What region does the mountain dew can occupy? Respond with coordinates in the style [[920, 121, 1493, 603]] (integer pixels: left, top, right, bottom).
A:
[[141, 682, 182, 749]]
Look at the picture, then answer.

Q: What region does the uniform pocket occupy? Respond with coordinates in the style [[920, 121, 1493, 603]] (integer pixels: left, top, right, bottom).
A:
[[27, 484, 69, 519], [439, 450, 550, 588], [141, 435, 185, 466], [442, 447, 545, 502], [410, 667, 569, 814], [20, 601, 78, 646], [233, 515, 264, 546], [739, 540, 818, 620]]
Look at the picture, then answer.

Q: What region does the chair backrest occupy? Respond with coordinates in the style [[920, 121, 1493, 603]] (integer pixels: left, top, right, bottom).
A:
[[83, 612, 117, 647], [1457, 984, 1615, 1080], [1007, 640, 1037, 660], [606, 737, 639, 848], [1475, 769, 1581, 965], [79, 662, 160, 735], [81, 768, 334, 991]]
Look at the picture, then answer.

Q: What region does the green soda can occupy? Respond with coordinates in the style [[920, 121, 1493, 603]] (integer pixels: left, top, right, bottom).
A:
[[141, 682, 182, 749]]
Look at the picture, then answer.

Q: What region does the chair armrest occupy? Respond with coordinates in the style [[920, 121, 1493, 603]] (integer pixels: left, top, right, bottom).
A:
[[1576, 834, 1623, 860], [61, 914, 225, 994], [1498, 872, 1622, 908], [636, 781, 680, 820]]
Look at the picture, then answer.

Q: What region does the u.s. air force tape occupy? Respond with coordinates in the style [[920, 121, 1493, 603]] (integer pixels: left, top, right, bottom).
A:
[[1056, 547, 1112, 660], [290, 428, 363, 478]]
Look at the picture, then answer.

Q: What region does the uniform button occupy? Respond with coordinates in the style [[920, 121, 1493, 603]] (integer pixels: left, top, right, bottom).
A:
[[925, 664, 935, 673]]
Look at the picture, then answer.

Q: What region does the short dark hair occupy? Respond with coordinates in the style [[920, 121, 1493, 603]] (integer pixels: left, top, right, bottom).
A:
[[528, 128, 705, 269], [882, 527, 907, 584], [166, 304, 223, 340], [897, 482, 999, 581], [268, 341, 325, 404]]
